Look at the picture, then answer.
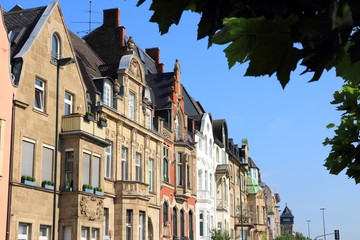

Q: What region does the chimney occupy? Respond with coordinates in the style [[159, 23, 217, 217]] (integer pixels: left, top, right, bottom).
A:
[[103, 8, 120, 27], [146, 48, 164, 73]]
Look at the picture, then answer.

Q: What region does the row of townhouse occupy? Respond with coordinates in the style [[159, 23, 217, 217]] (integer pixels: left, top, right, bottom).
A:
[[0, 2, 282, 240]]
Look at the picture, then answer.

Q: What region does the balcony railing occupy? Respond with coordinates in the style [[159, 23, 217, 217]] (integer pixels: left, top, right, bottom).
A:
[[217, 199, 229, 211], [61, 113, 106, 140], [116, 181, 150, 201], [175, 130, 194, 144], [197, 190, 213, 200]]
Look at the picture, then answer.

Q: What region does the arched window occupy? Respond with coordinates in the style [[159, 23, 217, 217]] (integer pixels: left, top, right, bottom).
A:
[[163, 202, 169, 225], [210, 173, 213, 195], [205, 135, 208, 154], [51, 33, 61, 60], [173, 207, 178, 237], [216, 148, 219, 163], [189, 211, 194, 240], [209, 139, 213, 157], [163, 158, 169, 183], [180, 209, 185, 237]]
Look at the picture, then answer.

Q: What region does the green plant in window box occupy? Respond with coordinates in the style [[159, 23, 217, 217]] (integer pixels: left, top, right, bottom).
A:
[[84, 111, 95, 121], [65, 179, 73, 191], [98, 116, 108, 127], [93, 186, 103, 196], [83, 184, 93, 193], [21, 175, 36, 186], [42, 180, 54, 190]]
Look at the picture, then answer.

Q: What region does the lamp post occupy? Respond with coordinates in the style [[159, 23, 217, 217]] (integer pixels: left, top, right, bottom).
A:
[[306, 220, 311, 239], [52, 57, 75, 240], [320, 208, 326, 240]]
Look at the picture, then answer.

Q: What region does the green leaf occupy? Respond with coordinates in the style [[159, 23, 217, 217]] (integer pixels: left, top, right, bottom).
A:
[[148, 0, 191, 34]]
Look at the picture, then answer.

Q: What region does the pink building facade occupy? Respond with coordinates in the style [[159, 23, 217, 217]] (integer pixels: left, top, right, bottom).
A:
[[0, 5, 14, 240]]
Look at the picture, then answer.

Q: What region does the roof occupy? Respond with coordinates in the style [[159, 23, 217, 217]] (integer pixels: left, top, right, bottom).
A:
[[146, 72, 174, 110], [248, 157, 259, 169], [3, 5, 46, 58], [212, 119, 228, 147], [246, 175, 262, 194], [280, 206, 294, 218]]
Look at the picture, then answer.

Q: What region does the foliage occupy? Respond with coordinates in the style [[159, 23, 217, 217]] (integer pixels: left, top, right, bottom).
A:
[[93, 187, 103, 192], [135, 0, 360, 184], [42, 180, 54, 186], [137, 0, 360, 87], [324, 81, 360, 183], [21, 176, 35, 182], [275, 228, 309, 240], [211, 229, 231, 240], [83, 184, 93, 190]]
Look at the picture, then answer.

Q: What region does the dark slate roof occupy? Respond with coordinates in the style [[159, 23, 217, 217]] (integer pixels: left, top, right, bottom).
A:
[[3, 5, 46, 58], [146, 72, 174, 110], [182, 85, 204, 117], [69, 30, 105, 105], [248, 157, 259, 169], [280, 206, 294, 218], [213, 119, 228, 147]]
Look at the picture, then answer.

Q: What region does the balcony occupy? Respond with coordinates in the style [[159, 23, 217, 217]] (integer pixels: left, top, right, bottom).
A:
[[115, 181, 150, 201], [175, 185, 192, 203], [197, 190, 213, 202], [61, 114, 108, 146], [216, 199, 229, 211], [174, 130, 194, 145]]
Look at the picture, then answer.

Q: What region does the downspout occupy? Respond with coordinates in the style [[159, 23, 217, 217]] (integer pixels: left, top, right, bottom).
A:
[[5, 93, 15, 240]]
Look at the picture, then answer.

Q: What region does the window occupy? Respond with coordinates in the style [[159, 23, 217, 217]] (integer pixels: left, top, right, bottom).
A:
[[147, 108, 153, 129], [83, 152, 100, 188], [175, 114, 180, 140], [105, 144, 112, 178], [81, 227, 89, 240], [65, 150, 74, 190], [21, 139, 34, 178], [104, 208, 110, 239], [126, 210, 133, 240], [92, 155, 100, 188], [177, 153, 182, 186], [205, 135, 208, 154], [64, 92, 73, 115], [210, 174, 213, 196], [51, 33, 61, 60], [198, 170, 202, 190], [189, 211, 194, 240], [148, 158, 154, 192], [180, 210, 185, 237], [63, 226, 72, 240], [103, 82, 113, 107], [139, 212, 145, 240], [35, 78, 45, 111], [135, 153, 142, 181], [199, 213, 204, 237], [209, 139, 213, 157], [121, 147, 128, 180], [187, 164, 191, 188], [91, 228, 99, 240], [205, 171, 208, 191], [163, 202, 169, 225], [83, 152, 91, 185], [18, 223, 31, 240], [42, 146, 54, 182], [39, 225, 50, 240], [129, 92, 136, 121], [173, 208, 178, 237], [163, 147, 169, 182]]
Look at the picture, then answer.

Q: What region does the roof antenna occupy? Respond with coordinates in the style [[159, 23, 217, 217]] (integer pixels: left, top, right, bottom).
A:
[[73, 0, 101, 35]]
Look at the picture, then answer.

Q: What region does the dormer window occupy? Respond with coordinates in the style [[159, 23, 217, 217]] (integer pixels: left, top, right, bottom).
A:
[[103, 81, 113, 107], [51, 33, 61, 61], [175, 114, 181, 140]]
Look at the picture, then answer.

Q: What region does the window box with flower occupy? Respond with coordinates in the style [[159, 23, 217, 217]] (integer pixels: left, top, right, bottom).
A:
[[98, 116, 108, 127], [84, 111, 95, 121], [83, 184, 93, 194], [93, 187, 103, 196], [21, 176, 36, 187], [42, 180, 54, 190]]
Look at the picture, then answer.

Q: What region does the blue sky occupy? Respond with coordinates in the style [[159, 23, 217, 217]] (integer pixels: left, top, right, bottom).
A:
[[3, 0, 360, 239]]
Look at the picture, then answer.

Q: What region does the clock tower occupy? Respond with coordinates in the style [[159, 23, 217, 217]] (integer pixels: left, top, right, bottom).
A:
[[280, 205, 294, 235]]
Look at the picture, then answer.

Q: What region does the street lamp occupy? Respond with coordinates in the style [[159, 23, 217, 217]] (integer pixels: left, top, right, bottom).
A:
[[306, 220, 311, 239], [52, 57, 75, 240], [320, 208, 326, 240]]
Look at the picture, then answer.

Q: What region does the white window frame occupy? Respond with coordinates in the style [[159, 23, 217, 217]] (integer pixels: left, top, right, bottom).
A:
[[64, 92, 73, 115], [81, 227, 89, 240], [139, 211, 145, 240], [103, 81, 113, 107], [128, 92, 136, 121], [105, 144, 112, 179], [121, 147, 128, 180], [199, 212, 204, 237], [39, 225, 51, 240], [21, 138, 35, 178], [126, 210, 132, 240], [91, 228, 99, 240], [18, 223, 31, 240], [42, 145, 54, 183], [65, 150, 74, 190], [35, 78, 45, 111], [148, 158, 154, 192], [135, 153, 142, 181]]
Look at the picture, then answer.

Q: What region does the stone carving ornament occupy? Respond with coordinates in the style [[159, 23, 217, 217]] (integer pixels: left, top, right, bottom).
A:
[[80, 196, 103, 221]]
